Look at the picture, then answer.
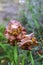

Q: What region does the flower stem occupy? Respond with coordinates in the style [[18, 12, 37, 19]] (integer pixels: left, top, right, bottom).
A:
[[14, 42, 18, 65], [29, 51, 34, 65]]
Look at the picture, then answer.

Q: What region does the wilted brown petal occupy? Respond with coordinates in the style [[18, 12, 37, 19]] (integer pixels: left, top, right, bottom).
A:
[[18, 33, 38, 50], [18, 40, 32, 47]]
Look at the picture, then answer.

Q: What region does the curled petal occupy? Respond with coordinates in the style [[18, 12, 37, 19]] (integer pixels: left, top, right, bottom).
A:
[[18, 33, 38, 50], [18, 40, 32, 47], [19, 43, 32, 50]]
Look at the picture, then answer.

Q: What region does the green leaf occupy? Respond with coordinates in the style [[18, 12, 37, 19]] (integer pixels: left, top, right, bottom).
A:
[[0, 25, 5, 33], [0, 33, 6, 41], [0, 43, 8, 53], [0, 43, 14, 61], [32, 14, 40, 29], [0, 55, 8, 59]]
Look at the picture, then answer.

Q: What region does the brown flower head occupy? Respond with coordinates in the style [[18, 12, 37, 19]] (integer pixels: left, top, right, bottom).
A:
[[4, 20, 26, 45], [5, 20, 22, 35], [18, 33, 38, 50]]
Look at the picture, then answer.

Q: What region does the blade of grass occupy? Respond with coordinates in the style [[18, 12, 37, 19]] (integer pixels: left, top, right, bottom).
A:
[[11, 61, 15, 65], [29, 51, 34, 65], [0, 55, 8, 59], [0, 43, 8, 53], [0, 43, 12, 60], [21, 56, 25, 65], [32, 14, 40, 29]]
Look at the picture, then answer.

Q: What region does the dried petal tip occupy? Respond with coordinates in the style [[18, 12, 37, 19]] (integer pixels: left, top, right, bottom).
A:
[[24, 32, 34, 40]]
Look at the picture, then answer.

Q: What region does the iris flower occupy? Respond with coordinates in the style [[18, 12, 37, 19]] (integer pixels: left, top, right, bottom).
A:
[[4, 20, 38, 50], [4, 20, 26, 45], [18, 33, 38, 50]]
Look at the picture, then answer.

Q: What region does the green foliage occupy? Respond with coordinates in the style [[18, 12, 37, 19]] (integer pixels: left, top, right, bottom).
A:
[[0, 25, 7, 43], [0, 25, 5, 33], [0, 0, 43, 65]]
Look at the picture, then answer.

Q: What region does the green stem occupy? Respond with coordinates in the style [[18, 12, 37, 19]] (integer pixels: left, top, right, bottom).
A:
[[14, 43, 18, 65], [11, 61, 14, 65], [11, 41, 18, 65], [29, 51, 34, 65]]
